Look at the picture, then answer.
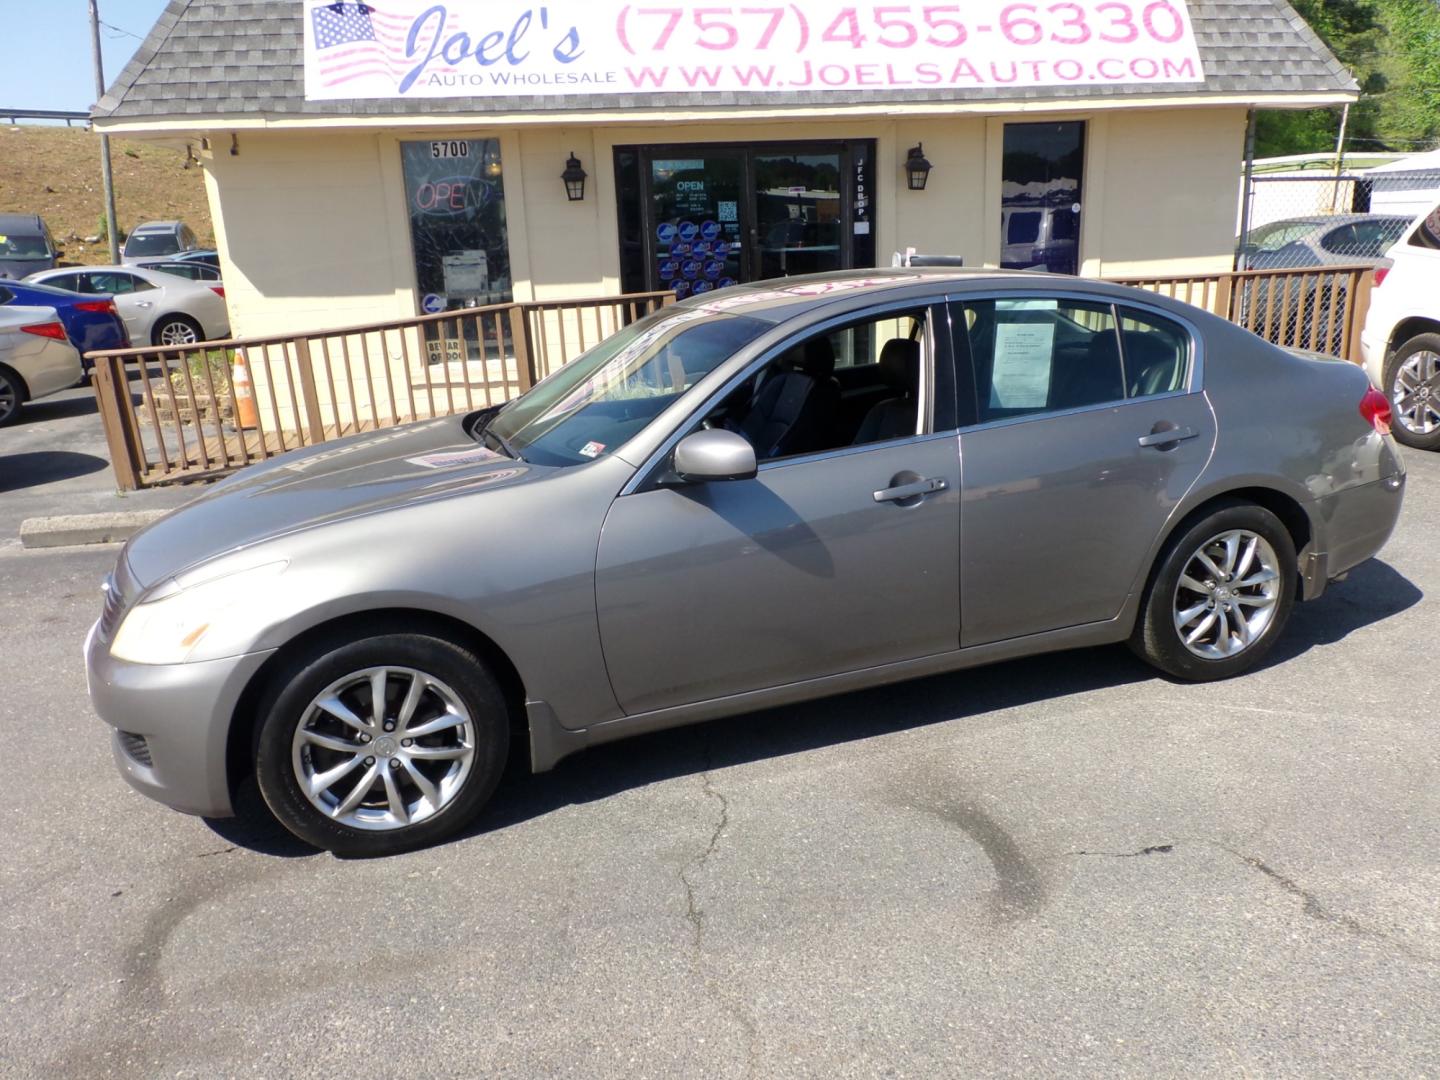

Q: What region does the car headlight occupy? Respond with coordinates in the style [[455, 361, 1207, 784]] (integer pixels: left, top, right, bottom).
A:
[[110, 561, 288, 665]]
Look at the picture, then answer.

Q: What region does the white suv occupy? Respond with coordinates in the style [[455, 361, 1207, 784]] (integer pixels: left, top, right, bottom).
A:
[[1361, 202, 1440, 450]]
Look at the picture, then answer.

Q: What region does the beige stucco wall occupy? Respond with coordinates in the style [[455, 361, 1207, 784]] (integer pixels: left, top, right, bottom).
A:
[[198, 105, 1247, 340]]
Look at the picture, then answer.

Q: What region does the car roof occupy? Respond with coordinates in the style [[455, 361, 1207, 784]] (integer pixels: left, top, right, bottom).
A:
[[0, 213, 46, 233], [0, 280, 89, 299], [130, 220, 184, 233], [667, 267, 1182, 324]]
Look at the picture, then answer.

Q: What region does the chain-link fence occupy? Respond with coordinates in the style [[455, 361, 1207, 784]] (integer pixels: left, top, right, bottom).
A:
[[1240, 170, 1440, 268], [1234, 168, 1440, 352]]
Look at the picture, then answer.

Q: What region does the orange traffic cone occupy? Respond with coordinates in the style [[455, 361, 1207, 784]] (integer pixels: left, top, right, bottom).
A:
[[232, 351, 259, 430]]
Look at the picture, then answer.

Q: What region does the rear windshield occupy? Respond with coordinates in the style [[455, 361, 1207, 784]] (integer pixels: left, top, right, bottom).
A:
[[124, 233, 180, 257], [1408, 206, 1440, 251], [0, 233, 50, 259]]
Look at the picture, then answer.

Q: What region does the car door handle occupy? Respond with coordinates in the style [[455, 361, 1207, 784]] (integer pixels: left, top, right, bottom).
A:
[[873, 477, 947, 503], [1138, 426, 1199, 448], [135, 301, 153, 308]]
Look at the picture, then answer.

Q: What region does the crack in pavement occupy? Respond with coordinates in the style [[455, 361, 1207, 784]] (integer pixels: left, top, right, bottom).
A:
[[1070, 838, 1437, 967], [1071, 843, 1176, 857], [679, 768, 729, 953], [1214, 844, 1438, 967], [677, 762, 760, 1079]]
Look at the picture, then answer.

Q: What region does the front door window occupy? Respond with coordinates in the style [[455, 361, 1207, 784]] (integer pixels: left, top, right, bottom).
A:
[[1001, 122, 1085, 275]]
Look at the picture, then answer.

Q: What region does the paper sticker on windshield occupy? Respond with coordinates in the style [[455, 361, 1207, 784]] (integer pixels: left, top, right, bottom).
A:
[[579, 441, 606, 458], [407, 448, 501, 469]]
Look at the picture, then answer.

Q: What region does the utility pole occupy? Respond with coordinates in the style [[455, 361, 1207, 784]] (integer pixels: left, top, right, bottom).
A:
[[88, 0, 121, 263]]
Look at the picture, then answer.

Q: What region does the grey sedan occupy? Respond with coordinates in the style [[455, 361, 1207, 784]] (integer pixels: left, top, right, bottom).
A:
[[85, 270, 1406, 855]]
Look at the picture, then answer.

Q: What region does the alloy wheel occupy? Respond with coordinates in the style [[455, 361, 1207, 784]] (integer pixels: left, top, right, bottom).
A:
[[157, 320, 200, 346], [291, 666, 476, 831], [1172, 529, 1282, 660], [0, 373, 16, 424], [1391, 350, 1440, 436]]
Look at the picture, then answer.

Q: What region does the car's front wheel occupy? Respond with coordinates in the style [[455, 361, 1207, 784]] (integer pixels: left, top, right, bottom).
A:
[[254, 631, 510, 856], [1130, 502, 1297, 681], [1383, 333, 1440, 451]]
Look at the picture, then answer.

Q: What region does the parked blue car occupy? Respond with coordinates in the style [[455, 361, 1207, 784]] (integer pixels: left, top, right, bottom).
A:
[[0, 279, 129, 356]]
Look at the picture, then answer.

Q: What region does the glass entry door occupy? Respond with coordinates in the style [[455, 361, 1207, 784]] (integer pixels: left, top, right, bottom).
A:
[[754, 151, 844, 280], [616, 141, 875, 299], [1000, 122, 1085, 276]]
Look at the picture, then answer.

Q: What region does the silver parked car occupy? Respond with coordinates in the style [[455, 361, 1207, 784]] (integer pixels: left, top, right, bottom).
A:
[[85, 270, 1406, 855], [26, 264, 229, 346], [1240, 213, 1413, 270], [0, 304, 84, 425], [121, 220, 202, 266]]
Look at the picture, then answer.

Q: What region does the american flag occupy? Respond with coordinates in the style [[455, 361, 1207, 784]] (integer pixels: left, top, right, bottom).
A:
[[310, 1, 452, 89]]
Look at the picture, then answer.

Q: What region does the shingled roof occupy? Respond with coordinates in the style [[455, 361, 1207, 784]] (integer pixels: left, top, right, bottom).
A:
[[94, 0, 1357, 122]]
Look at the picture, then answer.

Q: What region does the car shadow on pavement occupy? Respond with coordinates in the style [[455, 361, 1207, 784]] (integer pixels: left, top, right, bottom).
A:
[[0, 451, 110, 492], [202, 558, 1421, 858], [14, 392, 98, 423], [464, 558, 1422, 844]]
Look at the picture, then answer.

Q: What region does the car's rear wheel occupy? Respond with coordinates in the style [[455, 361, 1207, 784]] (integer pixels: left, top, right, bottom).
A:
[[152, 314, 202, 347], [0, 367, 23, 427], [254, 632, 509, 856], [1130, 502, 1297, 681], [1384, 333, 1440, 451]]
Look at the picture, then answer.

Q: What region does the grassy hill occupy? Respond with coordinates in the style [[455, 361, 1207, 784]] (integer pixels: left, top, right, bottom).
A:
[[0, 124, 213, 266]]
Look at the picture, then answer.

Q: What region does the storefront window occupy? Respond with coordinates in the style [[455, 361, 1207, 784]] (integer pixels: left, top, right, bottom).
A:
[[401, 139, 512, 315]]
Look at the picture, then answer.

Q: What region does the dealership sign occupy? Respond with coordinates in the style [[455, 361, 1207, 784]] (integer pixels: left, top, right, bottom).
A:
[[303, 0, 1204, 101]]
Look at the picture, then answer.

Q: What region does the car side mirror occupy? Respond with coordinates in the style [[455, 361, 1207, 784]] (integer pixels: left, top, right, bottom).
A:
[[673, 429, 757, 483]]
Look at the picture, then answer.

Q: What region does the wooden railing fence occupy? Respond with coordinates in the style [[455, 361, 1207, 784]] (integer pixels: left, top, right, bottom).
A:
[[88, 266, 1377, 491]]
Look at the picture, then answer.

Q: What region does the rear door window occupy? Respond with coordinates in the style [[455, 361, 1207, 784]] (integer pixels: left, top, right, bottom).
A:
[[957, 297, 1193, 423], [961, 298, 1123, 422]]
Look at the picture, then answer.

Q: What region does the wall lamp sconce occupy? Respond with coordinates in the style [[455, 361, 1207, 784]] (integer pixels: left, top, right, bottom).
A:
[[904, 144, 932, 191], [230, 133, 240, 157], [562, 152, 588, 202], [483, 144, 503, 178]]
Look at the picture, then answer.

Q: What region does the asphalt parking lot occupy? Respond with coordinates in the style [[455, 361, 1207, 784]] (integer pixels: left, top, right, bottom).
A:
[[1, 446, 1437, 1078]]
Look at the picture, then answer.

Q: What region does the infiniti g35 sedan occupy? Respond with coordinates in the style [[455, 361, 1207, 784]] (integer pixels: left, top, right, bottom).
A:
[[85, 270, 1406, 855]]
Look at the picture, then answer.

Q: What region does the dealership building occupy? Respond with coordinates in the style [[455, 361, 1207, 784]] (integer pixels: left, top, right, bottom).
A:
[[93, 0, 1357, 339]]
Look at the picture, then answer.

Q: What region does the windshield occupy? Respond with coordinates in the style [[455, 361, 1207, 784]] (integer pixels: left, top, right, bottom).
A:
[[1248, 221, 1316, 253], [124, 233, 180, 257], [0, 233, 50, 259], [486, 307, 770, 467]]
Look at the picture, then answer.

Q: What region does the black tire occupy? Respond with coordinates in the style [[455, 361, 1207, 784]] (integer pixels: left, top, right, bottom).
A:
[[150, 314, 203, 347], [1383, 333, 1440, 452], [254, 631, 510, 856], [1130, 501, 1297, 682], [0, 366, 23, 427]]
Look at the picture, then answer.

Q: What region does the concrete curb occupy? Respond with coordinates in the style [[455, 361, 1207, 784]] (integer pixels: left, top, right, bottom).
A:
[[19, 510, 171, 550]]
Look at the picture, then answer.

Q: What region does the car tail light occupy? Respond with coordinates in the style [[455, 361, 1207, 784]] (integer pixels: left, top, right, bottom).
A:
[[209, 286, 226, 298], [21, 321, 68, 341], [1374, 266, 1389, 288], [1360, 386, 1392, 434], [74, 300, 117, 315]]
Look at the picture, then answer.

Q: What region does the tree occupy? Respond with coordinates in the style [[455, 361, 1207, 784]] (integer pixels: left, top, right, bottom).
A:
[[1256, 0, 1440, 157]]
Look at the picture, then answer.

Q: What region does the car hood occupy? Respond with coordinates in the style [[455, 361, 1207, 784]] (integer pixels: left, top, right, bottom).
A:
[[122, 413, 546, 589]]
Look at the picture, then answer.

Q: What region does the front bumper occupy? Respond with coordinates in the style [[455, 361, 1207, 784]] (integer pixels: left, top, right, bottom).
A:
[[85, 622, 275, 818]]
